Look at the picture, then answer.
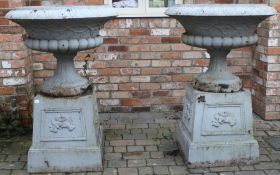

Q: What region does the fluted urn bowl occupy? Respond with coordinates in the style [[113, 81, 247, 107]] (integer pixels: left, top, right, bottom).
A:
[[6, 6, 117, 96], [166, 4, 276, 92]]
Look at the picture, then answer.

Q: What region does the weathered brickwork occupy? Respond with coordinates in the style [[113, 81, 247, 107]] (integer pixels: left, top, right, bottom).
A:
[[253, 2, 280, 120], [0, 0, 33, 127], [0, 0, 279, 124]]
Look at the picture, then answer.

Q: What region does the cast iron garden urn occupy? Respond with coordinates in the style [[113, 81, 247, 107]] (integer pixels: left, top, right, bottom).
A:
[[165, 4, 277, 164], [6, 5, 117, 172]]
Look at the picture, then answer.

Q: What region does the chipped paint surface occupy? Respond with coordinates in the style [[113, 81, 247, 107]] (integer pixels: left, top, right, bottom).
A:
[[6, 5, 118, 20]]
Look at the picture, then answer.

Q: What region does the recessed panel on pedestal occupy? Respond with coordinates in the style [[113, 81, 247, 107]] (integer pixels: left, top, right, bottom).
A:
[[41, 108, 86, 142], [201, 104, 246, 136], [182, 96, 194, 133]]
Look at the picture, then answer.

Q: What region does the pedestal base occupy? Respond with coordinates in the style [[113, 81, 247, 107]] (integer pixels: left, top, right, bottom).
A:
[[28, 92, 103, 173], [177, 85, 259, 164]]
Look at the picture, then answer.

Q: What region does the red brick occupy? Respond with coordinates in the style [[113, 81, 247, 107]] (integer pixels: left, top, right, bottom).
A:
[[120, 99, 141, 106], [152, 60, 171, 67], [30, 0, 41, 6], [34, 70, 54, 78], [151, 45, 170, 51], [161, 52, 181, 59], [120, 68, 140, 75], [0, 87, 15, 95], [0, 26, 23, 34], [108, 46, 128, 52], [172, 74, 193, 82], [119, 83, 139, 91], [120, 38, 141, 44], [172, 60, 191, 67], [131, 76, 150, 82], [266, 73, 278, 81], [131, 60, 150, 67], [140, 83, 160, 90], [153, 90, 169, 96], [130, 45, 150, 52], [141, 98, 161, 105], [98, 68, 119, 75], [0, 34, 22, 42], [104, 37, 118, 44], [0, 1, 9, 8], [265, 112, 280, 120], [110, 76, 129, 83], [90, 76, 109, 84], [140, 37, 161, 44], [141, 52, 161, 59], [161, 37, 181, 43], [273, 5, 280, 12], [142, 68, 161, 75], [10, 60, 25, 68], [267, 48, 280, 55], [228, 58, 248, 66], [109, 60, 129, 67], [33, 54, 54, 62], [0, 18, 9, 25], [162, 67, 182, 75], [86, 0, 104, 5], [161, 97, 182, 104], [1, 42, 24, 51], [192, 59, 209, 66], [131, 91, 150, 98], [255, 60, 266, 70], [171, 44, 191, 51], [44, 62, 56, 70], [111, 91, 130, 98], [120, 53, 140, 59], [89, 61, 108, 68], [130, 29, 150, 35], [214, 0, 233, 3]]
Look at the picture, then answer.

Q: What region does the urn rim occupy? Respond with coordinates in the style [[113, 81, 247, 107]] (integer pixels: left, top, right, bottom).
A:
[[165, 4, 276, 17], [5, 5, 118, 20]]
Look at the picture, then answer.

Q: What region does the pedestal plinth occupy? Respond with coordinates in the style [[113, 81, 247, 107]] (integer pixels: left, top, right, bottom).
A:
[[177, 85, 259, 164], [28, 91, 103, 172]]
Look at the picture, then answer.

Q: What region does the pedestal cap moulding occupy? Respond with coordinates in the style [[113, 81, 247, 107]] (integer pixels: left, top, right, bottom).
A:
[[166, 4, 276, 92], [6, 6, 118, 97]]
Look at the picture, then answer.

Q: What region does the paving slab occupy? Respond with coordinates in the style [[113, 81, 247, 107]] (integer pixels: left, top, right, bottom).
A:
[[0, 112, 280, 175]]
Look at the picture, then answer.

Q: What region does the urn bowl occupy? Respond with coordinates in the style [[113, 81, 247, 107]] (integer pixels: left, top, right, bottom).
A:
[[166, 4, 276, 92], [6, 6, 118, 96]]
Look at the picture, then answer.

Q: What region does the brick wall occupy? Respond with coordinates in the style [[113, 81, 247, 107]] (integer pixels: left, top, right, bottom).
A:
[[252, 1, 280, 120], [1, 0, 279, 124], [0, 0, 33, 126]]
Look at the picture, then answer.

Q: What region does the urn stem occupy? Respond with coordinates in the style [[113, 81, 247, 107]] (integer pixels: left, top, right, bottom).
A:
[[55, 53, 77, 79], [40, 53, 91, 97], [207, 49, 229, 73], [193, 49, 242, 93]]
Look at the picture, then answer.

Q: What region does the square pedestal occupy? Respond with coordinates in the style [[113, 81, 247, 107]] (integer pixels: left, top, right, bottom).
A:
[[177, 85, 259, 164], [28, 92, 103, 173]]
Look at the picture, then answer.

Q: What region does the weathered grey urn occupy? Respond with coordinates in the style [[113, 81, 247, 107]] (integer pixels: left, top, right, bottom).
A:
[[6, 6, 117, 172], [6, 6, 117, 97], [165, 4, 276, 165], [166, 4, 276, 92]]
